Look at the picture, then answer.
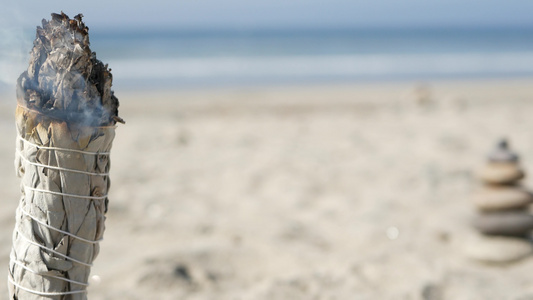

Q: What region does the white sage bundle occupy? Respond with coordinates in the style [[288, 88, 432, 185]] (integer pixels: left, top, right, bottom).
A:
[[8, 12, 123, 299]]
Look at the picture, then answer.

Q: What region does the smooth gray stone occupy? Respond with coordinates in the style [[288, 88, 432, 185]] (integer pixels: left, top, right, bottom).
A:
[[487, 139, 519, 163], [472, 212, 533, 236]]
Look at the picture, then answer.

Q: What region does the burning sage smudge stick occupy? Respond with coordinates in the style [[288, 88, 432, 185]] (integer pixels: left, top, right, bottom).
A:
[[8, 12, 124, 299]]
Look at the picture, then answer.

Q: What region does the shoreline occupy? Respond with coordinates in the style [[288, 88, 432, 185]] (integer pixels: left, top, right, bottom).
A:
[[2, 75, 533, 98], [113, 76, 533, 115], [109, 74, 533, 93], [115, 75, 533, 96]]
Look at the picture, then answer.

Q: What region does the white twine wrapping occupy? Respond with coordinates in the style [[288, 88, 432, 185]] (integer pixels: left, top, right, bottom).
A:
[[9, 134, 110, 296]]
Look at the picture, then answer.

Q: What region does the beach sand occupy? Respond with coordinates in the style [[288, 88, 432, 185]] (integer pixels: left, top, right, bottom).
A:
[[2, 78, 533, 299]]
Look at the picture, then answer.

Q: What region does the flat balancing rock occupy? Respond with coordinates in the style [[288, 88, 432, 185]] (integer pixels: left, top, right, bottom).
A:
[[477, 162, 524, 185], [465, 235, 533, 263], [471, 185, 533, 212], [472, 211, 533, 236]]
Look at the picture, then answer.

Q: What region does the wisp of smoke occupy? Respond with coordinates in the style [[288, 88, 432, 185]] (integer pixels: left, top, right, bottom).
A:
[[17, 12, 121, 126], [0, 5, 32, 89]]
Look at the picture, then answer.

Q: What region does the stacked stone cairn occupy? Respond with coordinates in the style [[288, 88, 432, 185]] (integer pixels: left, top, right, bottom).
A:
[[467, 139, 533, 263]]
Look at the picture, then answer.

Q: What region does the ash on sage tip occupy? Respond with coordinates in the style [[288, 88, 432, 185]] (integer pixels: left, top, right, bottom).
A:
[[16, 11, 123, 126], [487, 139, 519, 163]]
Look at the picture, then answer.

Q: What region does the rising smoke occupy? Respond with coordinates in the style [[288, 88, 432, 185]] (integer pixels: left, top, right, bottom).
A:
[[0, 6, 32, 93], [16, 12, 122, 126]]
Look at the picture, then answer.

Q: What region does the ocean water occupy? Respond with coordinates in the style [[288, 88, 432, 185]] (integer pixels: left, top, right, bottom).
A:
[[4, 28, 533, 91]]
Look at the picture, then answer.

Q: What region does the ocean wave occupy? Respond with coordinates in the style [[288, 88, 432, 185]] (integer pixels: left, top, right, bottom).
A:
[[108, 52, 533, 84], [3, 52, 533, 88]]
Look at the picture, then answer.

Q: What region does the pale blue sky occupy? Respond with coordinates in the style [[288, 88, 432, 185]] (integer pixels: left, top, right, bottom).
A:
[[2, 0, 533, 31]]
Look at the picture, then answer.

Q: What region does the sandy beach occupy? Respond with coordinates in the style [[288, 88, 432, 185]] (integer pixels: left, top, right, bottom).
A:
[[2, 78, 533, 299]]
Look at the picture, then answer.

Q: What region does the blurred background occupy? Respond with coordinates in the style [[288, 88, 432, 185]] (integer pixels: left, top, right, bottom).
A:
[[2, 0, 533, 90], [3, 1, 533, 299]]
